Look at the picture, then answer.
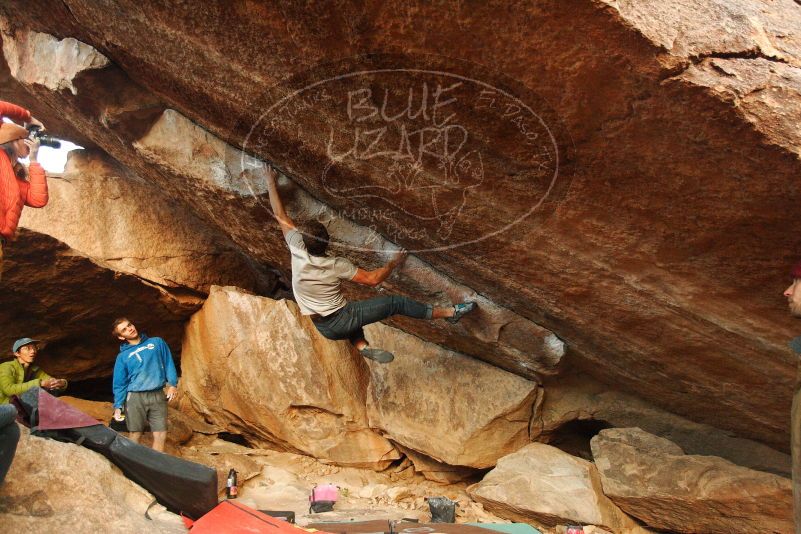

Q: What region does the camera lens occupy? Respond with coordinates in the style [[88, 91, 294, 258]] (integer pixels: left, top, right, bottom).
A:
[[38, 135, 61, 149]]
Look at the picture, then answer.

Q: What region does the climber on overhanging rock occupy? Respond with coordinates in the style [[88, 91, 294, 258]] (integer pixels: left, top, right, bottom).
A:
[[0, 101, 49, 282], [265, 164, 476, 363]]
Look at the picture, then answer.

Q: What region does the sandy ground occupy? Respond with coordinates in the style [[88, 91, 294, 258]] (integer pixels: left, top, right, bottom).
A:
[[58, 396, 557, 532], [175, 433, 508, 527]]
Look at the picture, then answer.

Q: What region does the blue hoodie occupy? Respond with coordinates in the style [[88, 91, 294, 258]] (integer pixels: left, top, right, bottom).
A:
[[112, 334, 178, 409]]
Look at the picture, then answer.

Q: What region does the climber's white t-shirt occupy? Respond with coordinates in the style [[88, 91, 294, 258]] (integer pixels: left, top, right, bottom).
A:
[[285, 229, 358, 316]]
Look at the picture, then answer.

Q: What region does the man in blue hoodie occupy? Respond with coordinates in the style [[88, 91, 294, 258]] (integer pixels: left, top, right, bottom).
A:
[[111, 318, 178, 452]]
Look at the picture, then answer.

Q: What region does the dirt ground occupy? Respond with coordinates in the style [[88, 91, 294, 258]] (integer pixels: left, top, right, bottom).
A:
[[60, 396, 555, 532]]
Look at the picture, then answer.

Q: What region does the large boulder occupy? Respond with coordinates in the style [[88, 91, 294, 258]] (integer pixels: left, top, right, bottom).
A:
[[364, 322, 540, 470], [0, 426, 184, 533], [0, 21, 566, 380], [179, 285, 398, 470], [591, 427, 793, 534], [467, 443, 638, 530]]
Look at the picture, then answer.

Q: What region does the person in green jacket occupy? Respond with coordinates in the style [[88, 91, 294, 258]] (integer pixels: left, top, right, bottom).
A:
[[0, 338, 66, 404]]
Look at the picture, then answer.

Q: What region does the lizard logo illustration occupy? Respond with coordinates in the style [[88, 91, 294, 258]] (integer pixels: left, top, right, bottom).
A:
[[321, 88, 486, 240], [241, 55, 570, 252]]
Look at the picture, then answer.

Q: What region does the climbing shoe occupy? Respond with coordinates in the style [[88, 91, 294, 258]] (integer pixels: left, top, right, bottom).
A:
[[359, 347, 394, 363], [447, 301, 477, 324]]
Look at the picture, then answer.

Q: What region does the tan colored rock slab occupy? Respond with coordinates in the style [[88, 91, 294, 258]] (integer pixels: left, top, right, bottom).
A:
[[1, 20, 108, 94], [20, 149, 273, 295], [364, 322, 539, 470], [591, 427, 792, 533], [180, 285, 398, 469], [0, 427, 184, 533], [467, 443, 637, 530]]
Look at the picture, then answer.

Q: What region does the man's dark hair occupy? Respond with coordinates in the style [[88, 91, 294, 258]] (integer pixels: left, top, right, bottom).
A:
[[111, 317, 130, 338], [302, 221, 330, 256]]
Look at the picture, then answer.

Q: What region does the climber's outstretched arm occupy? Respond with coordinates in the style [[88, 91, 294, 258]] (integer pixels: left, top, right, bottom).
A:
[[351, 250, 408, 287], [265, 164, 296, 236]]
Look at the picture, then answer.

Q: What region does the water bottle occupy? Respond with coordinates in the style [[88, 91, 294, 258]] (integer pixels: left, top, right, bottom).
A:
[[226, 468, 238, 499]]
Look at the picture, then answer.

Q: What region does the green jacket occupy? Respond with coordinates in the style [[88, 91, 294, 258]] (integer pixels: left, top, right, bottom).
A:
[[0, 359, 62, 404]]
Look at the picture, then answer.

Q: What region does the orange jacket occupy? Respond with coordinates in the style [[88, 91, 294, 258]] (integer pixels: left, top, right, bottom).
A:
[[0, 101, 47, 240], [0, 101, 31, 124]]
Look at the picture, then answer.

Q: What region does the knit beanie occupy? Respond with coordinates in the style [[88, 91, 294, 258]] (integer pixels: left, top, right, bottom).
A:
[[0, 123, 28, 145]]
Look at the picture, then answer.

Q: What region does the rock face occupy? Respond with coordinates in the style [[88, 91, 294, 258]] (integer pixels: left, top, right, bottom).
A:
[[0, 147, 275, 380], [0, 7, 797, 531], [0, 426, 184, 533], [181, 285, 543, 476], [1, 0, 800, 452], [363, 322, 540, 469], [0, 20, 566, 380], [132, 107, 566, 379], [180, 285, 399, 470], [20, 149, 274, 295], [393, 445, 480, 485], [532, 375, 791, 476], [0, 229, 193, 380], [591, 428, 793, 534], [467, 442, 637, 530], [0, 27, 93, 148]]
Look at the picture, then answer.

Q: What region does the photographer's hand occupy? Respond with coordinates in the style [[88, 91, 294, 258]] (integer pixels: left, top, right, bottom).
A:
[[24, 138, 40, 162], [26, 116, 45, 132]]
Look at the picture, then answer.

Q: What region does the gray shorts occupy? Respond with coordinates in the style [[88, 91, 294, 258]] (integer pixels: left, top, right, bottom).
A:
[[126, 389, 167, 432]]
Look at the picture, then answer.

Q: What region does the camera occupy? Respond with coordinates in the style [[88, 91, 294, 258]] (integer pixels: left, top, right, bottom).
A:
[[26, 125, 62, 149]]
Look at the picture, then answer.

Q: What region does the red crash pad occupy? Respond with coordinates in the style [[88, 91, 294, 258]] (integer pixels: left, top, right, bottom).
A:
[[189, 500, 326, 534], [37, 389, 102, 431]]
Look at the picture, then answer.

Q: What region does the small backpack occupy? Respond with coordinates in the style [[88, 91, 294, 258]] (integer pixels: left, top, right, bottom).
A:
[[309, 483, 338, 513]]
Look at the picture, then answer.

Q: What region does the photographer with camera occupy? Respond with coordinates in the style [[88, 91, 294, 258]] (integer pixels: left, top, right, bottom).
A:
[[0, 100, 49, 281]]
